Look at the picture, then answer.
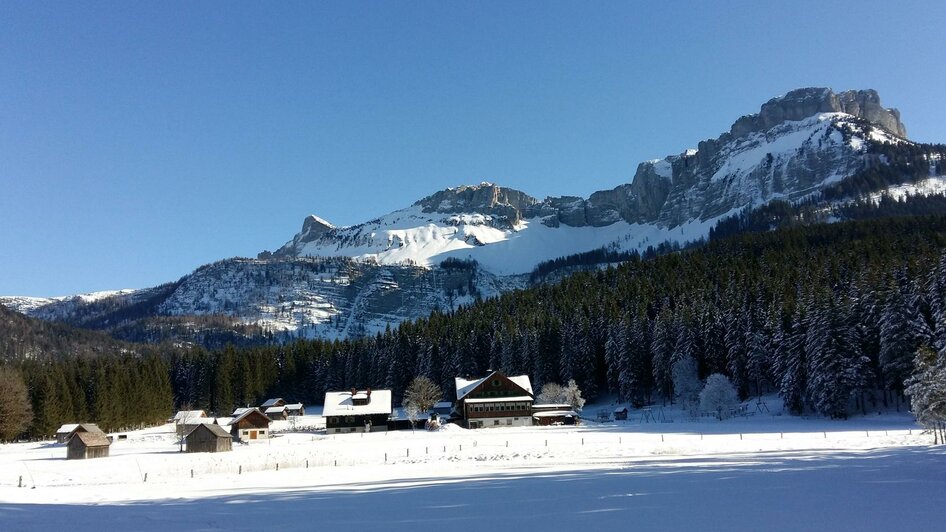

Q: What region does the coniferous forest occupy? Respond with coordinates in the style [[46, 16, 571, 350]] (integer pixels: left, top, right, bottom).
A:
[[5, 213, 946, 438]]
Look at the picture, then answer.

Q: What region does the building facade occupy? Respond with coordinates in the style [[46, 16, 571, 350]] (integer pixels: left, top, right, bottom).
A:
[[455, 371, 534, 429], [323, 388, 392, 434]]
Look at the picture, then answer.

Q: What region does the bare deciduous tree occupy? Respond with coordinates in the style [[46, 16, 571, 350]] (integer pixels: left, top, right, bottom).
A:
[[403, 376, 442, 426]]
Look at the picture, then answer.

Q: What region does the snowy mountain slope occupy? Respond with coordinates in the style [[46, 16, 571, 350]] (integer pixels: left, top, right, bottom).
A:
[[3, 87, 941, 345]]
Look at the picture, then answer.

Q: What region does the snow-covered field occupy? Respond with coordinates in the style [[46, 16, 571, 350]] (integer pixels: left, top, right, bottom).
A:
[[1, 403, 944, 531]]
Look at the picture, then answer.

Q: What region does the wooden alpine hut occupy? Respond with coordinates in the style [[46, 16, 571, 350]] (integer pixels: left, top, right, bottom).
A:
[[66, 431, 111, 460], [185, 423, 233, 453]]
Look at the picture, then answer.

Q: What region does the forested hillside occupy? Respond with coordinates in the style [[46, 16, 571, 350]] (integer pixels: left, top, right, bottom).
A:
[[165, 215, 946, 420], [6, 214, 946, 438]]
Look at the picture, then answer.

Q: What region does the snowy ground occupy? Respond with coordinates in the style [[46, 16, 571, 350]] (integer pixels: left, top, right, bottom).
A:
[[1, 402, 944, 531]]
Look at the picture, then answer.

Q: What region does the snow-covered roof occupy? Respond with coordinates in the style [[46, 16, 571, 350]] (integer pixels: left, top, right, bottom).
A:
[[533, 403, 572, 409], [323, 390, 392, 417], [463, 396, 533, 404], [532, 410, 577, 418], [231, 407, 252, 417], [614, 406, 628, 413], [285, 403, 304, 410], [265, 406, 287, 414], [455, 372, 533, 400], [173, 410, 207, 421], [56, 424, 80, 434], [260, 398, 284, 408]]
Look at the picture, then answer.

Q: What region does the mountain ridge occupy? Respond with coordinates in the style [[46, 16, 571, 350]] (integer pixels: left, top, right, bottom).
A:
[[4, 87, 942, 346]]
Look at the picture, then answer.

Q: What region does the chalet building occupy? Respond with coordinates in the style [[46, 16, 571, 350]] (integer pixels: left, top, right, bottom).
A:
[[455, 371, 534, 429], [55, 423, 104, 444], [228, 408, 271, 442], [185, 423, 233, 453], [264, 405, 288, 421], [323, 388, 392, 434], [66, 431, 111, 460], [532, 404, 578, 426], [286, 403, 305, 416]]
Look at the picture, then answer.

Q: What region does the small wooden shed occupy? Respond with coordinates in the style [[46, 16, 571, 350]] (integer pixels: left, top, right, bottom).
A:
[[185, 423, 233, 453], [614, 406, 629, 421], [56, 423, 104, 444], [67, 431, 111, 460]]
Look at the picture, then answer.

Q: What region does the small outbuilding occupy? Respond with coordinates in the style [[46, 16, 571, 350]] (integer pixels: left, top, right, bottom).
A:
[[56, 423, 104, 444], [286, 403, 305, 416], [264, 405, 288, 421], [67, 431, 111, 460], [532, 404, 579, 426], [185, 423, 233, 453], [260, 398, 286, 409], [614, 406, 629, 421]]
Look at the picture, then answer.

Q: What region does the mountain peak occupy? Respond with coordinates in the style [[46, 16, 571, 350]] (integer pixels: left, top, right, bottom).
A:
[[414, 182, 538, 218], [730, 87, 907, 139]]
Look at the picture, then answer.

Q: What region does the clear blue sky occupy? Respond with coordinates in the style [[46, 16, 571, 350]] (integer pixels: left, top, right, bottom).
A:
[[2, 1, 945, 296]]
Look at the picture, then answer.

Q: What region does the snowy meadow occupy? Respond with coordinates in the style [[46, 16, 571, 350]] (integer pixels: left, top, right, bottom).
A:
[[1, 401, 944, 531]]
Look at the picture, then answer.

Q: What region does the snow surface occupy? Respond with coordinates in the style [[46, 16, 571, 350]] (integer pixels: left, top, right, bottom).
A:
[[1, 399, 943, 531], [288, 204, 735, 277], [868, 176, 946, 203]]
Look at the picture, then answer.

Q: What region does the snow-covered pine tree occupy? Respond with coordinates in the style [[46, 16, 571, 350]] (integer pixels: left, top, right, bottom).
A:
[[672, 354, 701, 417], [879, 272, 932, 402], [604, 319, 626, 399], [724, 303, 749, 399], [904, 345, 946, 444], [650, 306, 675, 405], [774, 304, 807, 414]]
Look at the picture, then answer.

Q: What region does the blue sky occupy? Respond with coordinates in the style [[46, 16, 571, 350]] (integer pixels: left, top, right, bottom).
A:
[[2, 1, 945, 296]]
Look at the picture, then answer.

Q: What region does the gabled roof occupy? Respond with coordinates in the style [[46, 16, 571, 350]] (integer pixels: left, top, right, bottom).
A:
[[174, 410, 207, 422], [264, 406, 287, 414], [185, 423, 232, 439], [58, 423, 104, 436], [71, 431, 110, 448], [323, 389, 392, 417], [454, 371, 533, 401], [56, 424, 80, 434], [285, 403, 304, 410], [230, 407, 270, 426], [231, 407, 252, 417], [260, 398, 285, 408]]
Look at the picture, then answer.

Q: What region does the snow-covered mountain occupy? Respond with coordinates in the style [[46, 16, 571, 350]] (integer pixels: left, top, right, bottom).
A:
[[3, 88, 941, 345]]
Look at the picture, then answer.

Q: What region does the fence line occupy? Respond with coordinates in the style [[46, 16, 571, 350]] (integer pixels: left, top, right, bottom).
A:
[[1, 428, 918, 489]]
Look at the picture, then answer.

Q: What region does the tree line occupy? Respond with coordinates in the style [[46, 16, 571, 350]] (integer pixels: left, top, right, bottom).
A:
[[5, 214, 946, 439]]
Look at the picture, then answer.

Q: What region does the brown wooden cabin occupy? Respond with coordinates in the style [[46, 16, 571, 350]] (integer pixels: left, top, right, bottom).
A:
[[614, 406, 629, 421], [185, 423, 233, 453], [454, 371, 534, 429], [229, 408, 271, 441], [67, 431, 111, 460], [286, 403, 305, 416]]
